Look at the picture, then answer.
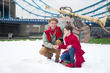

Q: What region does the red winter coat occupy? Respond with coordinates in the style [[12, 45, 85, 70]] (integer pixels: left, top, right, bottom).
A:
[[58, 33, 85, 67]]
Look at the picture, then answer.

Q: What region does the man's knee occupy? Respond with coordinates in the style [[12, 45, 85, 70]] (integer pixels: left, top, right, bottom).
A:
[[39, 47, 54, 59], [39, 47, 48, 55]]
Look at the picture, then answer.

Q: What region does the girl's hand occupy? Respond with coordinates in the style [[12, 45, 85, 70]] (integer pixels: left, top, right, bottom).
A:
[[67, 45, 72, 49]]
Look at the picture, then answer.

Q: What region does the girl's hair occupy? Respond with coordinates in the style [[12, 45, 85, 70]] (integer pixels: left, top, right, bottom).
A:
[[48, 18, 58, 23], [64, 25, 73, 33]]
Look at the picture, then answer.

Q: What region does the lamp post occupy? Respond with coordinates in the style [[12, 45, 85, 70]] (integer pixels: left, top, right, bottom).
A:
[[9, 0, 11, 18], [89, 23, 92, 37], [3, 0, 4, 18]]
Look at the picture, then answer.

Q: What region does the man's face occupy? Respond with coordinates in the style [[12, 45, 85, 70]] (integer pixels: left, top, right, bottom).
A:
[[49, 21, 57, 30]]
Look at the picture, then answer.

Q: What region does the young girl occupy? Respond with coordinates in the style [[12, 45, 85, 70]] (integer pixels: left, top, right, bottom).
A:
[[55, 25, 85, 68]]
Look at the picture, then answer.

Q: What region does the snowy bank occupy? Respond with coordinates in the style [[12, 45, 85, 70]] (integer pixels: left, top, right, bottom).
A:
[[0, 40, 110, 73]]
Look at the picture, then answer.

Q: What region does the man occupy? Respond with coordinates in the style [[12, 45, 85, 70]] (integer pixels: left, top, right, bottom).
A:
[[39, 18, 62, 62]]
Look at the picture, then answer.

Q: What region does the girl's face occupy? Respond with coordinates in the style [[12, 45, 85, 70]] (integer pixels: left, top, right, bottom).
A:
[[49, 21, 57, 30], [64, 28, 70, 36]]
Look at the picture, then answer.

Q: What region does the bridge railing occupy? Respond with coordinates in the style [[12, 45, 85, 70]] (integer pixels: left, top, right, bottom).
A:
[[0, 18, 48, 25]]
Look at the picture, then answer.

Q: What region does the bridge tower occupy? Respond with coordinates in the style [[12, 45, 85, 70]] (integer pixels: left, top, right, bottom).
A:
[[0, 0, 15, 18], [0, 0, 19, 37]]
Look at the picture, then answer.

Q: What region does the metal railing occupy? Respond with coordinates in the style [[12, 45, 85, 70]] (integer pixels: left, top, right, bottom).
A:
[[0, 18, 48, 25]]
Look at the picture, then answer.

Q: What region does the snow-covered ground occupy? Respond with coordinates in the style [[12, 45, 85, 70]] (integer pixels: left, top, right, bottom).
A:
[[0, 40, 110, 73]]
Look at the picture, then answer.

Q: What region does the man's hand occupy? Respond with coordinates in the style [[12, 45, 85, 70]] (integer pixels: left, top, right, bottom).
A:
[[52, 45, 58, 49]]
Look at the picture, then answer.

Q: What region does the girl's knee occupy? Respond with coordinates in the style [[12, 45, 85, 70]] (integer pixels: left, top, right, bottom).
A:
[[69, 47, 75, 52], [60, 53, 69, 60], [60, 54, 64, 60]]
